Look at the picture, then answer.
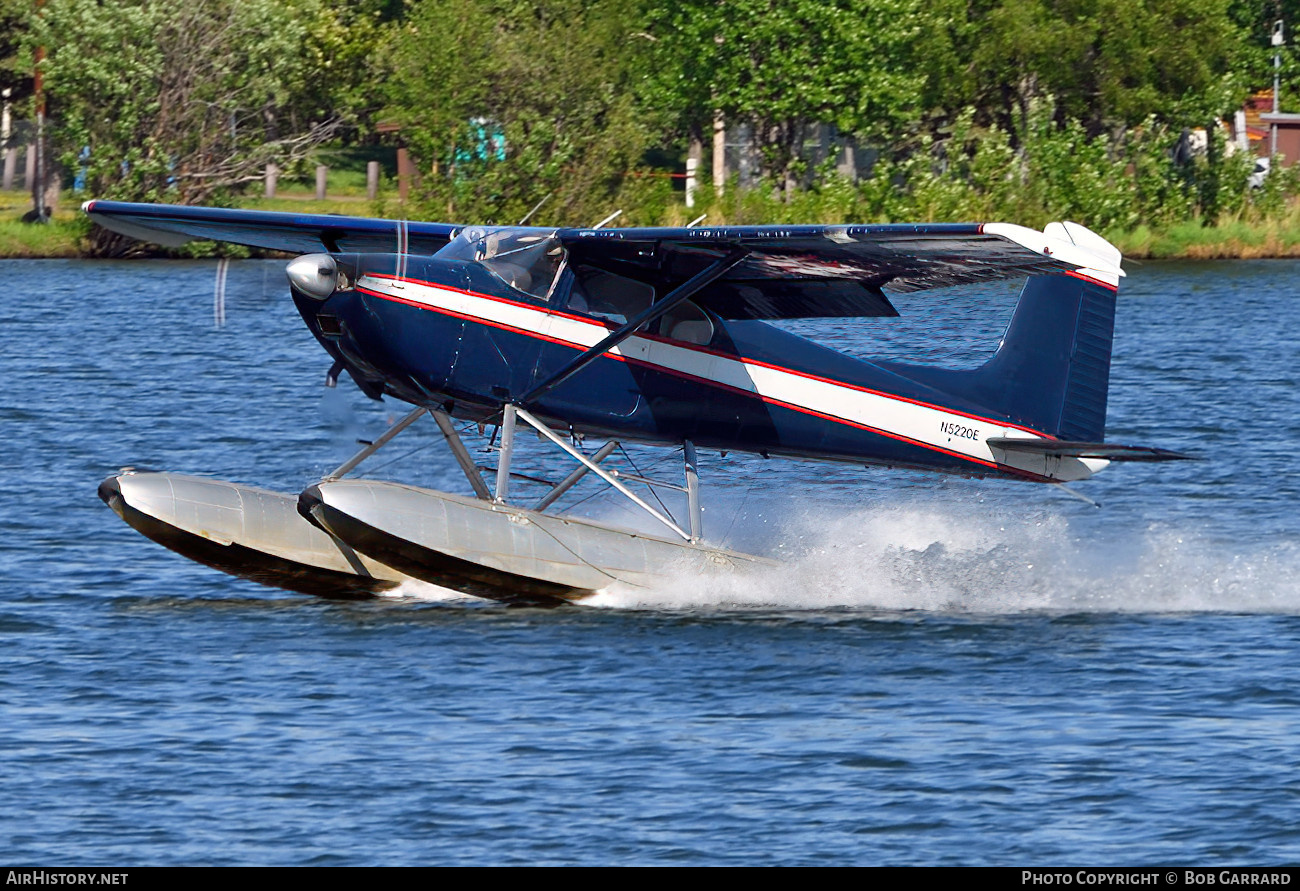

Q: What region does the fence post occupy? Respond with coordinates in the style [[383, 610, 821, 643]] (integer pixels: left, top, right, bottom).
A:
[[315, 165, 328, 200], [264, 162, 278, 198], [685, 139, 701, 209], [366, 161, 379, 200], [712, 114, 727, 195], [397, 148, 416, 204]]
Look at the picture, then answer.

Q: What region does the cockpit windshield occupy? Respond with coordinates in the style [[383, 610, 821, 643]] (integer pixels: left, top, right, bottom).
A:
[[435, 226, 565, 302]]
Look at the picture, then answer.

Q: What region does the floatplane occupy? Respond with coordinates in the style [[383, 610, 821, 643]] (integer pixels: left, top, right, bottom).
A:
[[87, 200, 1188, 605]]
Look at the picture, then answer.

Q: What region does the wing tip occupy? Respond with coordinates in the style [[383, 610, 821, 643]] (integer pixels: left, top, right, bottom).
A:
[[983, 221, 1125, 285]]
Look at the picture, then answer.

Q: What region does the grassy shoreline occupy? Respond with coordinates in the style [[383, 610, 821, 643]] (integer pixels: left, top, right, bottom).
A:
[[7, 189, 1300, 261]]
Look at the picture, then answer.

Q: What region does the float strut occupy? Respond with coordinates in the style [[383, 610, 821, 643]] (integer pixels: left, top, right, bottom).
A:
[[534, 441, 619, 511], [325, 406, 427, 481], [513, 407, 691, 541], [494, 404, 517, 503], [431, 409, 492, 501], [684, 439, 702, 543]]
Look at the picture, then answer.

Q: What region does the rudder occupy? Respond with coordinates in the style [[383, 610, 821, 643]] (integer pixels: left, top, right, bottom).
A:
[[973, 272, 1117, 441]]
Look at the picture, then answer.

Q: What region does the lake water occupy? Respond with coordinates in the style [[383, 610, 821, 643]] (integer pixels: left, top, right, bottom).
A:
[[1, 257, 1298, 864]]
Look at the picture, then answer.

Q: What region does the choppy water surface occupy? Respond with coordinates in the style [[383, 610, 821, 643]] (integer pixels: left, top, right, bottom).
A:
[[2, 258, 1298, 864]]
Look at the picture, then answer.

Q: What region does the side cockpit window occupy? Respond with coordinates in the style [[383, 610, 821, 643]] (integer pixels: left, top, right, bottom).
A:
[[567, 265, 655, 324], [658, 300, 715, 346], [566, 265, 715, 346]]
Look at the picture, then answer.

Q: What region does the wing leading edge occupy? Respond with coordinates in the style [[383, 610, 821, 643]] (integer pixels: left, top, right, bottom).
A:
[[84, 201, 1123, 321], [83, 200, 459, 255]]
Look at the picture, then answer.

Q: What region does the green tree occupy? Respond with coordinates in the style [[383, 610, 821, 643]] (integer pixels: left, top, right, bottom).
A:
[[290, 0, 402, 139], [32, 0, 357, 253], [647, 0, 923, 195], [1228, 0, 1300, 113], [926, 0, 1245, 138], [381, 0, 657, 226]]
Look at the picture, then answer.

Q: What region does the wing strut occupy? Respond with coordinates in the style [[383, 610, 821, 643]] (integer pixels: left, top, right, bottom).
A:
[[519, 247, 751, 406]]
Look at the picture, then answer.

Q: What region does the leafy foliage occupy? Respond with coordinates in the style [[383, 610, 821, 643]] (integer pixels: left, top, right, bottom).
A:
[[6, 0, 1299, 244], [921, 0, 1245, 137], [30, 0, 357, 254], [381, 0, 656, 226], [647, 0, 923, 192], [0, 0, 28, 100]]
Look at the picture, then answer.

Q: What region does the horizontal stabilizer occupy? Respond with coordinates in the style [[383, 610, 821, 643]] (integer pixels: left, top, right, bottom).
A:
[[987, 438, 1195, 462]]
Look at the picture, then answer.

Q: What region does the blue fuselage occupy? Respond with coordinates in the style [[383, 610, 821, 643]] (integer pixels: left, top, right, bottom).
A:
[[294, 254, 1046, 480]]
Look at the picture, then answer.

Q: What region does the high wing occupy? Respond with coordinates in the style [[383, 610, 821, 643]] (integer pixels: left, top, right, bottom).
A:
[[556, 221, 1124, 320], [83, 200, 459, 255], [84, 201, 1123, 321]]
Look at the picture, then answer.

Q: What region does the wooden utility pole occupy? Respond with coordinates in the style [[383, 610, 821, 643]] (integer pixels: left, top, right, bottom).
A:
[[1273, 18, 1285, 160], [30, 0, 48, 222], [1, 88, 14, 191]]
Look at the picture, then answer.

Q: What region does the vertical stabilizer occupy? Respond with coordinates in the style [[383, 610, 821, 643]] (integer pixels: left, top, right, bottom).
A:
[[972, 271, 1117, 440], [880, 221, 1123, 441]]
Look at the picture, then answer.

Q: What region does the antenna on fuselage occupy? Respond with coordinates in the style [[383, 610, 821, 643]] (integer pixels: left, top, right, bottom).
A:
[[591, 210, 622, 229], [687, 214, 707, 228], [518, 194, 550, 226]]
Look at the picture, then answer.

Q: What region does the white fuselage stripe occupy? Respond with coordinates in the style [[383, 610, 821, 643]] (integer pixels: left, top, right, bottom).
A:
[[356, 275, 1047, 467]]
